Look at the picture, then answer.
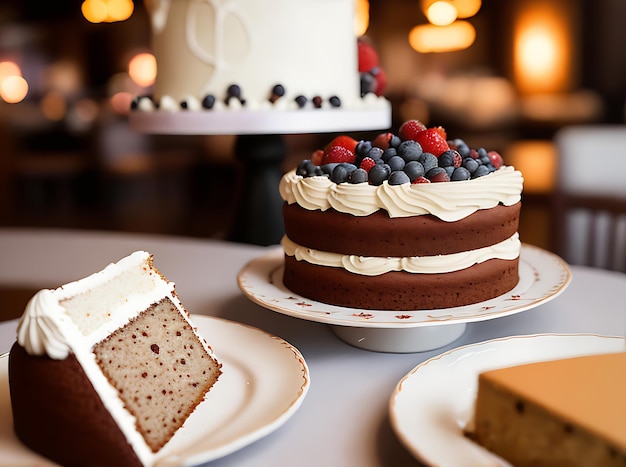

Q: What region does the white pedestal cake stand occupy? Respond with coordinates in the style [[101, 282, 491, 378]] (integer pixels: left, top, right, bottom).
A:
[[129, 107, 391, 245], [237, 244, 572, 353]]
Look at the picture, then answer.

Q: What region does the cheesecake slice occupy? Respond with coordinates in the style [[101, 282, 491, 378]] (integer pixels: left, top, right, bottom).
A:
[[471, 351, 626, 466]]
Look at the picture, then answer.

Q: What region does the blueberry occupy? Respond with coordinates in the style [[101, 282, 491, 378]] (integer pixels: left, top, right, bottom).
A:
[[368, 163, 391, 185], [227, 84, 241, 99], [331, 163, 357, 184], [388, 171, 410, 185], [397, 140, 423, 162], [444, 166, 454, 177], [451, 166, 471, 181], [329, 96, 341, 107], [472, 165, 491, 178], [320, 163, 339, 175], [477, 147, 490, 164], [348, 168, 368, 184], [462, 157, 479, 173], [272, 84, 286, 97], [356, 140, 373, 158], [202, 94, 216, 109], [438, 150, 461, 168], [295, 95, 307, 108], [404, 161, 425, 181], [454, 139, 471, 158], [367, 146, 384, 161], [389, 134, 402, 148], [387, 155, 406, 172], [418, 152, 438, 172], [382, 147, 398, 163], [296, 160, 318, 177], [360, 72, 377, 96]]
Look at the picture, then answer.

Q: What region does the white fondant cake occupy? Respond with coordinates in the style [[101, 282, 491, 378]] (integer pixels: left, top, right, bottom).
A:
[[135, 0, 390, 115]]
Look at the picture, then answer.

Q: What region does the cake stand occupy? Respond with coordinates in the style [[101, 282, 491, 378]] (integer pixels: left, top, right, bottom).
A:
[[129, 106, 391, 246], [237, 244, 572, 353]]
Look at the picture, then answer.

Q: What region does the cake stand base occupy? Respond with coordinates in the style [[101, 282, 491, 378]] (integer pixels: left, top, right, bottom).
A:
[[330, 323, 467, 353]]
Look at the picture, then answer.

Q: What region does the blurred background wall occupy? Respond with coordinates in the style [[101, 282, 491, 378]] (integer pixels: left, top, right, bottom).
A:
[[0, 0, 624, 249]]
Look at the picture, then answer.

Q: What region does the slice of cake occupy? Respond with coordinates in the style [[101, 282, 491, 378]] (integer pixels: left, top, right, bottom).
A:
[[279, 119, 524, 311], [470, 352, 626, 466], [9, 251, 222, 467]]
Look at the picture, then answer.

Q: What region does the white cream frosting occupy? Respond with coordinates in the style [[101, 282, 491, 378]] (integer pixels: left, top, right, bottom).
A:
[[14, 251, 215, 467], [280, 166, 524, 222], [282, 233, 521, 276]]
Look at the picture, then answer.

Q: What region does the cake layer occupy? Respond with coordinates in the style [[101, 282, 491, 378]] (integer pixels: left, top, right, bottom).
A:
[[471, 352, 626, 466], [10, 343, 143, 467], [283, 254, 519, 310], [283, 202, 521, 257]]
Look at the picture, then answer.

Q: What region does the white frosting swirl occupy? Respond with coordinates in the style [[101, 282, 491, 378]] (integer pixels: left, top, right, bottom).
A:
[[282, 233, 521, 276], [16, 289, 71, 360], [279, 166, 524, 222]]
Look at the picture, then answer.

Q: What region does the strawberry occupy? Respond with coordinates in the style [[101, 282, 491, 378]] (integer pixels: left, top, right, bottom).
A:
[[359, 157, 376, 172], [433, 125, 447, 141], [414, 128, 450, 156], [358, 40, 379, 72], [322, 145, 356, 165], [372, 132, 393, 150], [398, 119, 427, 141], [488, 150, 504, 169], [311, 149, 324, 166], [325, 135, 358, 153]]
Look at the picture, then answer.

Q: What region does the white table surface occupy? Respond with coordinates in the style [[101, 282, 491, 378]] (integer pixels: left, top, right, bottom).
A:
[[1, 227, 625, 467]]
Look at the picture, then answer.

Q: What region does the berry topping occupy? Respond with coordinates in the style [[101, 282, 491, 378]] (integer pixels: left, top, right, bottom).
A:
[[311, 149, 324, 166], [426, 167, 451, 183], [312, 96, 323, 108], [398, 119, 427, 141], [326, 135, 358, 153], [359, 157, 377, 172], [295, 120, 506, 186], [488, 150, 504, 169], [295, 95, 307, 108], [269, 84, 285, 103], [202, 94, 216, 109], [372, 132, 394, 150], [322, 145, 356, 165], [413, 128, 450, 156]]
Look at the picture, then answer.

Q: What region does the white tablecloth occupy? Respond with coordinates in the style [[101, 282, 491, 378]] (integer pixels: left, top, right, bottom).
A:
[[1, 228, 625, 467]]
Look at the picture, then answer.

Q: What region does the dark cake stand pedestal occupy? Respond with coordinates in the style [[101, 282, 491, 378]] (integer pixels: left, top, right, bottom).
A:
[[129, 108, 391, 245]]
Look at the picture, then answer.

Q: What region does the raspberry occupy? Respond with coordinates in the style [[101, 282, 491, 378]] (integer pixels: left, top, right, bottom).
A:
[[398, 119, 427, 141], [412, 176, 430, 184], [322, 145, 356, 165], [414, 128, 450, 156], [359, 157, 376, 172], [311, 149, 324, 166], [488, 150, 504, 169], [372, 132, 393, 150], [326, 135, 358, 153], [426, 167, 451, 182]]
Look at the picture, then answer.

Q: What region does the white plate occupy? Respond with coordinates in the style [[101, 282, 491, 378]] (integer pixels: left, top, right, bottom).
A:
[[0, 315, 310, 467], [237, 245, 571, 353], [389, 334, 626, 467]]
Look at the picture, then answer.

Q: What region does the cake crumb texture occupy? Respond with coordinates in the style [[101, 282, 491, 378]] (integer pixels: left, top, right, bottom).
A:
[[94, 297, 221, 452]]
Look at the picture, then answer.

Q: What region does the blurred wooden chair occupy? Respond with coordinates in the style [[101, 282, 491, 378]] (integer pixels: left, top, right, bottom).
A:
[[552, 125, 626, 272]]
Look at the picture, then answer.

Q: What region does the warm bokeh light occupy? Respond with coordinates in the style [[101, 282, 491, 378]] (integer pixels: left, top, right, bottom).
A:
[[128, 53, 157, 88], [41, 91, 68, 121], [0, 61, 22, 82], [355, 0, 370, 36], [427, 2, 458, 26], [409, 21, 476, 53], [505, 140, 557, 194], [110, 91, 134, 115], [513, 3, 572, 94], [82, 0, 134, 23], [421, 0, 481, 19], [0, 75, 29, 103]]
